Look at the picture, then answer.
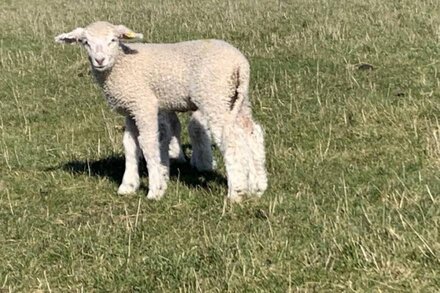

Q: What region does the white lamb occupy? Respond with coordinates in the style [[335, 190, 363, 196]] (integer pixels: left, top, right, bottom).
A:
[[55, 21, 267, 202]]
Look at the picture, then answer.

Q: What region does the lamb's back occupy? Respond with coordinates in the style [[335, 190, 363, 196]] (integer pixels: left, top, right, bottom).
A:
[[109, 40, 247, 111]]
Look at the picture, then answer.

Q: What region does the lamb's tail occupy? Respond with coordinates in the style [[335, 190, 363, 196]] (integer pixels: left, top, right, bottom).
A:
[[229, 60, 250, 119]]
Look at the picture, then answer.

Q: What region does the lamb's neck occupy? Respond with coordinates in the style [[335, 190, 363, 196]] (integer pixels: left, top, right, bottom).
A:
[[92, 68, 111, 87]]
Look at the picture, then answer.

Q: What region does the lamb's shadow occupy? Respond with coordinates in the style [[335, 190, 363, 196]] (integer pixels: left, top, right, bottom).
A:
[[61, 145, 227, 190]]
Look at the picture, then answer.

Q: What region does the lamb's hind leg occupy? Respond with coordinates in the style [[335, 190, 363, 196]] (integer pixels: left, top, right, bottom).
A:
[[237, 109, 267, 197], [189, 110, 215, 172], [200, 109, 249, 202], [201, 102, 267, 201], [118, 116, 141, 195]]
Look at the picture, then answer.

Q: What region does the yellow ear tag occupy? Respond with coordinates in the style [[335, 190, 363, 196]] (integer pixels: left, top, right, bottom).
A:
[[124, 31, 137, 39]]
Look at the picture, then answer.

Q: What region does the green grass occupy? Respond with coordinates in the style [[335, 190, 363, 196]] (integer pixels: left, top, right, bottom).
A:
[[1, 0, 440, 291]]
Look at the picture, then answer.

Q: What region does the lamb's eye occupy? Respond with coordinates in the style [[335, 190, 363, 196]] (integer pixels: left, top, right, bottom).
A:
[[82, 40, 89, 46], [111, 38, 118, 43]]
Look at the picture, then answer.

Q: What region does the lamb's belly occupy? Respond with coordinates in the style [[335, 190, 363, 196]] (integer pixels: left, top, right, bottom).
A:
[[159, 97, 198, 112], [156, 89, 198, 112]]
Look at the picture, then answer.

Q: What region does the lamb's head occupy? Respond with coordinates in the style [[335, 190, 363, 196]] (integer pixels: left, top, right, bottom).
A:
[[55, 21, 143, 72]]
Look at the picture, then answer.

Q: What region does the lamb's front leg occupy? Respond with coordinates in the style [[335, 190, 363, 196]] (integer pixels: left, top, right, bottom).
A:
[[134, 105, 170, 200], [118, 116, 141, 195]]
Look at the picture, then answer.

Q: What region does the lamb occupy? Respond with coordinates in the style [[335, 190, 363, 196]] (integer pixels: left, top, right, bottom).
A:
[[55, 21, 267, 202]]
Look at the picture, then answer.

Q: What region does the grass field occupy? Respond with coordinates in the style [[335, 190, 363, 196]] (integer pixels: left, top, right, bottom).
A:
[[1, 0, 440, 291]]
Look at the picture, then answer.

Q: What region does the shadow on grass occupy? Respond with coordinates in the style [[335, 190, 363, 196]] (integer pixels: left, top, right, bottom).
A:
[[59, 147, 227, 190]]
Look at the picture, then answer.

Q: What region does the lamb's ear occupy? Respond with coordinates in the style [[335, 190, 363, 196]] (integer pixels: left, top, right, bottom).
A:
[[54, 28, 85, 44], [115, 25, 143, 40]]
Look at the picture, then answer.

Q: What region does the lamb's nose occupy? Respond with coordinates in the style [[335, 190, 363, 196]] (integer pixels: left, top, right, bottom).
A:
[[95, 58, 105, 65]]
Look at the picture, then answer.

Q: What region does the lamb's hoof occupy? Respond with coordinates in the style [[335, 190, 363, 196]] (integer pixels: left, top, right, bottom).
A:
[[228, 190, 246, 203], [249, 183, 267, 197], [117, 183, 139, 195], [171, 154, 187, 164], [249, 175, 268, 197], [228, 195, 244, 203], [146, 190, 165, 200], [190, 159, 216, 172]]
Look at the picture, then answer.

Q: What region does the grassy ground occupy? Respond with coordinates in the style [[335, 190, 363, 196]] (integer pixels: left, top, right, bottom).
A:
[[1, 0, 440, 291]]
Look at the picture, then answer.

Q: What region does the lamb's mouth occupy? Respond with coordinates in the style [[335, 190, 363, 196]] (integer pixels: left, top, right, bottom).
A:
[[93, 65, 108, 71]]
